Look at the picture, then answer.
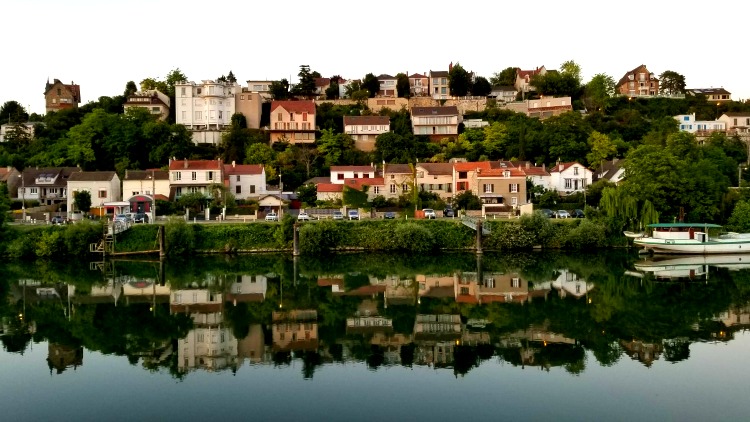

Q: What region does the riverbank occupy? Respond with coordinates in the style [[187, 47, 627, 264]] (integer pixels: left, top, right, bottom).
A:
[[0, 214, 621, 259]]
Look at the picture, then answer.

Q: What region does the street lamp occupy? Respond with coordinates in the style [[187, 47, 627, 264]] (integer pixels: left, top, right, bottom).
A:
[[17, 174, 25, 222]]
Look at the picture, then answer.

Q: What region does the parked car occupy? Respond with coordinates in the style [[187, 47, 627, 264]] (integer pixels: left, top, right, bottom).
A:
[[297, 212, 311, 221], [383, 211, 396, 219], [332, 211, 344, 220], [265, 212, 278, 221], [348, 209, 360, 220], [538, 209, 557, 218], [114, 214, 134, 224], [443, 206, 455, 218], [133, 213, 149, 223], [572, 209, 585, 218], [557, 210, 571, 219], [51, 215, 67, 225], [423, 208, 436, 219]]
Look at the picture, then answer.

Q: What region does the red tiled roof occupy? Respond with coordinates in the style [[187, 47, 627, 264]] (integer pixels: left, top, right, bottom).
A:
[[317, 183, 344, 193], [330, 165, 375, 172], [617, 64, 655, 87], [478, 168, 526, 177], [317, 278, 344, 287], [168, 159, 222, 171], [409, 73, 427, 79], [344, 285, 386, 296], [453, 161, 492, 172], [343, 177, 385, 191], [314, 77, 330, 88], [224, 163, 263, 175], [521, 166, 550, 176], [271, 100, 316, 114], [549, 162, 584, 173], [343, 116, 390, 126]]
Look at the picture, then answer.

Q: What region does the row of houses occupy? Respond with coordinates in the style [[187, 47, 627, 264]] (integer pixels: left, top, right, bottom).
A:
[[311, 160, 595, 211], [1, 156, 605, 217], [675, 112, 750, 137]]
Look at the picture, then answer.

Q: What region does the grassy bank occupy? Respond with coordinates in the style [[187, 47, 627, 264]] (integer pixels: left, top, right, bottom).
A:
[[0, 213, 623, 259]]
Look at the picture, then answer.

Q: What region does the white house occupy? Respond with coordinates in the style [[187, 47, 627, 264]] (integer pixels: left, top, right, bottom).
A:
[[67, 171, 121, 215], [343, 115, 390, 152], [168, 158, 224, 200], [517, 162, 550, 190], [175, 80, 238, 145], [329, 165, 377, 184], [718, 113, 750, 135], [548, 161, 592, 195], [674, 113, 726, 134], [224, 162, 266, 200], [123, 170, 170, 198], [0, 122, 40, 142], [123, 89, 170, 121]]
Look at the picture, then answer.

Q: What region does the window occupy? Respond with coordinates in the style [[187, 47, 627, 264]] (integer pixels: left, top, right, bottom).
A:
[[303, 112, 308, 121], [175, 187, 182, 197], [373, 186, 380, 194], [30, 187, 38, 194], [250, 185, 256, 194], [734, 118, 738, 125], [510, 183, 518, 193], [240, 95, 244, 100], [483, 184, 494, 193], [390, 184, 397, 194], [337, 173, 344, 180], [236, 175, 240, 182], [195, 111, 202, 120], [181, 87, 186, 96], [511, 197, 518, 206], [98, 189, 107, 198], [290, 112, 294, 121], [573, 167, 579, 175], [218, 111, 222, 119], [565, 179, 572, 189], [174, 172, 181, 181], [511, 278, 520, 288], [460, 287, 469, 295], [57, 88, 61, 95], [207, 171, 213, 181], [191, 172, 197, 181], [458, 171, 467, 179], [441, 87, 447, 94], [197, 88, 202, 95], [236, 185, 241, 194], [402, 183, 409, 193], [278, 112, 283, 121]]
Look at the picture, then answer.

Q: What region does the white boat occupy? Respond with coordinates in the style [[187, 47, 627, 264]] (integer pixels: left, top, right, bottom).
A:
[[631, 223, 750, 254], [633, 254, 750, 280]]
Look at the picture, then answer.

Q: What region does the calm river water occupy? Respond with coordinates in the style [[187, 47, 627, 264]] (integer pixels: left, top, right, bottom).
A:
[[2, 251, 750, 421]]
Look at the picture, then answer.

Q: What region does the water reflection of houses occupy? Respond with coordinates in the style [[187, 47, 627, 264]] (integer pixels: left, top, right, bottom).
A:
[[620, 340, 663, 367], [413, 314, 461, 367], [459, 271, 535, 304], [532, 270, 594, 300], [272, 310, 318, 352], [171, 287, 238, 372], [370, 275, 416, 307], [497, 323, 577, 370], [226, 274, 268, 305], [345, 299, 407, 365]]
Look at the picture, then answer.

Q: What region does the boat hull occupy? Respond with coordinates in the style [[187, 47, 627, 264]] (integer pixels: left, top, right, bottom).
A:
[[634, 238, 750, 254]]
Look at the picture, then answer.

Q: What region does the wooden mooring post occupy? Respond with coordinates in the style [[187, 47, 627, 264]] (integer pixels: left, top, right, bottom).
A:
[[293, 223, 300, 256], [476, 220, 483, 255]]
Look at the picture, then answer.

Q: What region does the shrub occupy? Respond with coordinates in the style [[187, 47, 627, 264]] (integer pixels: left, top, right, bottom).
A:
[[35, 229, 65, 258], [64, 220, 106, 255], [299, 220, 342, 254], [393, 223, 435, 254], [484, 222, 535, 250], [565, 220, 608, 250], [165, 218, 195, 256], [519, 212, 555, 246]]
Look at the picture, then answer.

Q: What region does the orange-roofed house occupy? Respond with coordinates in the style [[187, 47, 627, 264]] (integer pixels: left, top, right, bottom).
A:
[[453, 161, 492, 197], [514, 66, 546, 96], [548, 161, 592, 195], [408, 73, 429, 97], [270, 100, 316, 144], [341, 177, 386, 202], [316, 183, 344, 202], [168, 158, 224, 200], [475, 163, 528, 209], [224, 162, 266, 200]]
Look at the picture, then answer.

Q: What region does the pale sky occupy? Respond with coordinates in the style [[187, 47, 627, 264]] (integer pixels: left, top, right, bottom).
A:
[[2, 0, 749, 115]]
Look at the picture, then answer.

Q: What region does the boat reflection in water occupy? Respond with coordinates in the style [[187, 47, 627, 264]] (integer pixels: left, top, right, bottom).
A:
[[632, 254, 750, 280]]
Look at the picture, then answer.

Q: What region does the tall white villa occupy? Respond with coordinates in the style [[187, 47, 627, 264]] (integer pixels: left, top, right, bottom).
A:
[[175, 80, 238, 145]]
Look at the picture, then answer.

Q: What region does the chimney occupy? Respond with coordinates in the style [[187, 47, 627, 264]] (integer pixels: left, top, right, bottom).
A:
[[184, 158, 188, 169], [525, 162, 530, 169], [542, 164, 546, 171], [232, 160, 236, 168]]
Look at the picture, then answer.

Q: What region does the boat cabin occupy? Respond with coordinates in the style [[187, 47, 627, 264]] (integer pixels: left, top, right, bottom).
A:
[[649, 223, 721, 242]]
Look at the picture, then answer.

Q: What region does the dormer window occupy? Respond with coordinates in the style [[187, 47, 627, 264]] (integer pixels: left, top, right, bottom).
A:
[[503, 170, 510, 177], [573, 167, 579, 175]]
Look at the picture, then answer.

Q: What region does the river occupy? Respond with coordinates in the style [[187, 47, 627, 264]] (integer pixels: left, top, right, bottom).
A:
[[2, 251, 749, 421]]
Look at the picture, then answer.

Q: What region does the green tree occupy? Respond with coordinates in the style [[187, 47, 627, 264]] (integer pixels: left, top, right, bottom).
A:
[[317, 129, 354, 167], [0, 101, 28, 125], [727, 200, 750, 232], [344, 80, 362, 98], [482, 122, 508, 159], [124, 81, 137, 97], [448, 63, 473, 97], [325, 83, 339, 100], [453, 190, 481, 210], [586, 131, 616, 169], [659, 70, 686, 95], [0, 183, 9, 229], [532, 71, 581, 97], [396, 73, 410, 98], [362, 73, 380, 98], [292, 65, 316, 98], [560, 60, 582, 84], [245, 142, 276, 165], [74, 190, 92, 213], [297, 183, 317, 207], [270, 79, 291, 100], [471, 76, 492, 96], [490, 67, 517, 87], [584, 74, 616, 111]]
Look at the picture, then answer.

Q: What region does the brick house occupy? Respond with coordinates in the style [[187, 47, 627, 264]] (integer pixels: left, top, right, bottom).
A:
[[44, 79, 81, 113], [616, 65, 659, 97]]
